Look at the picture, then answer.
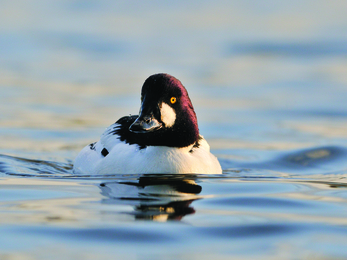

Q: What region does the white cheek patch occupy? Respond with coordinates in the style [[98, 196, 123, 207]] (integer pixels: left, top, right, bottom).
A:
[[160, 102, 176, 127]]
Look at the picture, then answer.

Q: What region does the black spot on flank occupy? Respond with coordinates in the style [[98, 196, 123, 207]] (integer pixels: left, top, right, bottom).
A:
[[101, 148, 109, 157], [189, 136, 202, 153], [89, 142, 96, 151]]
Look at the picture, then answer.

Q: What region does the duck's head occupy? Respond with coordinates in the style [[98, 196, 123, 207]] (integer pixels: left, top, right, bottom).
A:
[[129, 73, 199, 148]]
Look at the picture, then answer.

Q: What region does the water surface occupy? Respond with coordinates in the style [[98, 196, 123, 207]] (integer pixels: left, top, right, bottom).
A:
[[1, 1, 347, 259]]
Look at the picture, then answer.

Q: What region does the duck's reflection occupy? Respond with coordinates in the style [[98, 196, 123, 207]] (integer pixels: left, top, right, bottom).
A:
[[99, 175, 202, 221]]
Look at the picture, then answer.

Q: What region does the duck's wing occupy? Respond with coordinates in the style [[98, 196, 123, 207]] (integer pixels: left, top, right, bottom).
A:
[[100, 115, 139, 152], [73, 116, 139, 175]]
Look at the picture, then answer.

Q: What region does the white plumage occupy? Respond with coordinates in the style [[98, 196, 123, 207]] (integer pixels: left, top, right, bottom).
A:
[[74, 122, 222, 174]]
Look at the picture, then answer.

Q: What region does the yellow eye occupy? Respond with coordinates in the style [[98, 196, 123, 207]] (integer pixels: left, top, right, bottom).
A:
[[170, 97, 176, 104]]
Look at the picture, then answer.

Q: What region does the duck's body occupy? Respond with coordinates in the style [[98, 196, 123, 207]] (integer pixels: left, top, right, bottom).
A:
[[74, 116, 221, 174], [73, 73, 222, 175]]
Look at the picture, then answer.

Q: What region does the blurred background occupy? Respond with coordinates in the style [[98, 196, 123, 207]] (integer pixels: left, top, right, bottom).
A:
[[1, 2, 347, 259], [0, 0, 347, 162]]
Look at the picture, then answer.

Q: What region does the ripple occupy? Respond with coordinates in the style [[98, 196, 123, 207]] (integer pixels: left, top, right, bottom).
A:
[[204, 196, 311, 209], [33, 226, 174, 243], [230, 146, 347, 176], [0, 153, 73, 177], [279, 146, 346, 168], [199, 223, 299, 239]]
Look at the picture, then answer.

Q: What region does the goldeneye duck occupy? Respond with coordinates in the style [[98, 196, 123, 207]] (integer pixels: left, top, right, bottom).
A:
[[73, 73, 222, 175]]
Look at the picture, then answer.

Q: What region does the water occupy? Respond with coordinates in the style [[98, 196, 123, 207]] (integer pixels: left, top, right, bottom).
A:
[[1, 1, 347, 259]]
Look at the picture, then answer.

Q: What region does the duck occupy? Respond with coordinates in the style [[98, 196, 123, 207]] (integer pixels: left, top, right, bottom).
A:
[[73, 73, 222, 175]]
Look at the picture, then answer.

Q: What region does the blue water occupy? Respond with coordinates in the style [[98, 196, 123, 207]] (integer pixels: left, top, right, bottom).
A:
[[1, 1, 347, 259]]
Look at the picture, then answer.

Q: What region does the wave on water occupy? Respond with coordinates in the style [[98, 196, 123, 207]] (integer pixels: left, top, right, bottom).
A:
[[0, 154, 73, 177], [0, 145, 346, 185], [1, 145, 347, 180], [221, 145, 347, 181]]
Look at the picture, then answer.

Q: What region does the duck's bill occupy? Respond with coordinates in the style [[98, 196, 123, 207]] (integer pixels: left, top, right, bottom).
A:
[[129, 116, 162, 133]]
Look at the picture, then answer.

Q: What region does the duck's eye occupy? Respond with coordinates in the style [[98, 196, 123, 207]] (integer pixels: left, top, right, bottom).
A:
[[170, 97, 177, 104]]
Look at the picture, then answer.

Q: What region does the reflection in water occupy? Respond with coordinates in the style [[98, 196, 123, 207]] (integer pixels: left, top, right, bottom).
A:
[[1, 155, 347, 259], [99, 176, 202, 221]]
